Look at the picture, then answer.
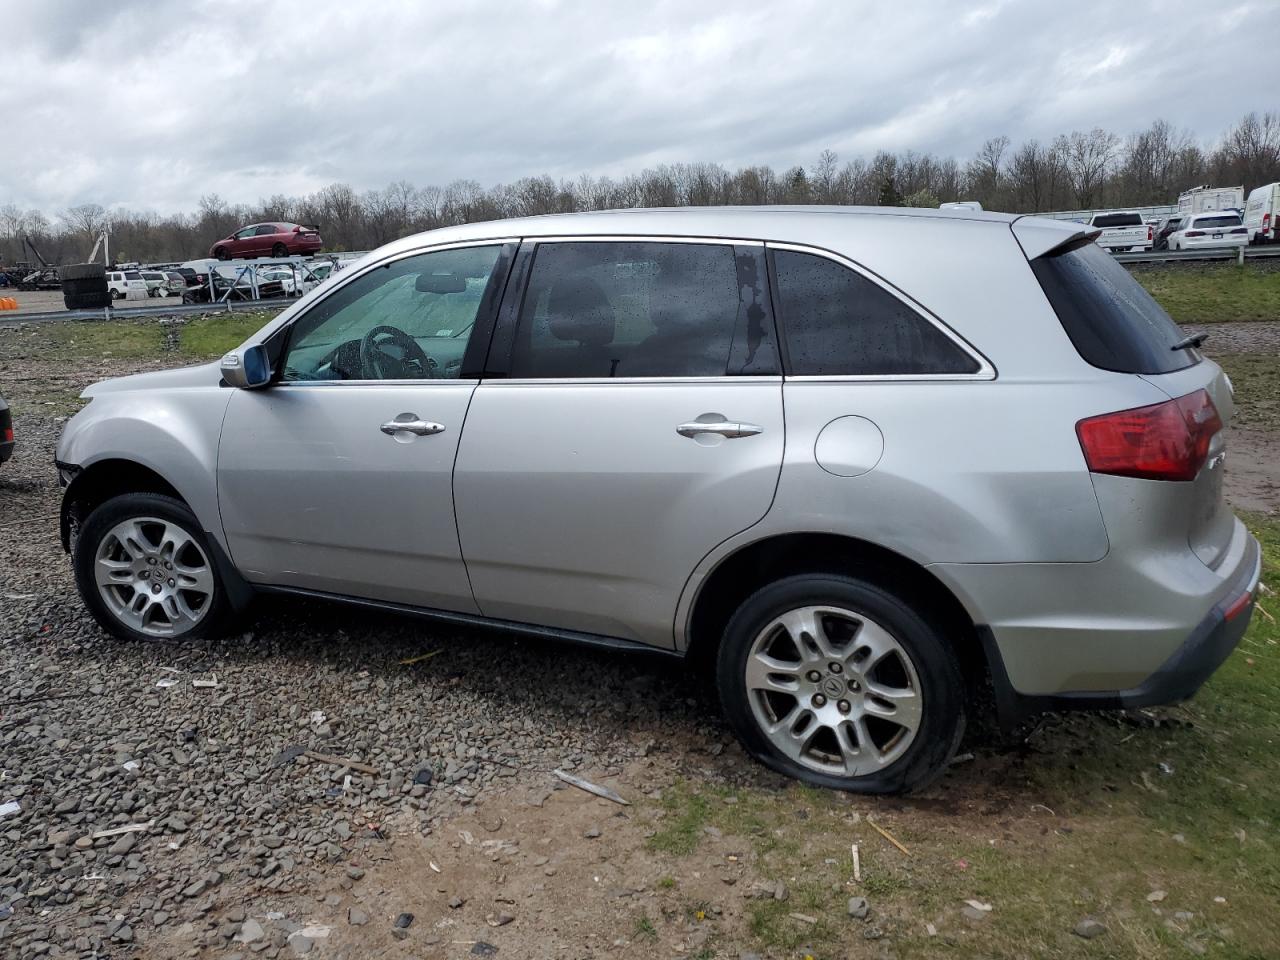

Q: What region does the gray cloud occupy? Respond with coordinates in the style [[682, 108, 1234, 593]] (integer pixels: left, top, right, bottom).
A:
[[3, 0, 1276, 214]]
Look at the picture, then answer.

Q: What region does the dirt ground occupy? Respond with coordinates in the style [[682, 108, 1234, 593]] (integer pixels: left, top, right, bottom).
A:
[[1, 315, 1278, 960]]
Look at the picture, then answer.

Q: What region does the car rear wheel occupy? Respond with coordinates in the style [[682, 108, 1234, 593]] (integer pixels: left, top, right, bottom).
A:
[[74, 493, 232, 643], [716, 574, 964, 793]]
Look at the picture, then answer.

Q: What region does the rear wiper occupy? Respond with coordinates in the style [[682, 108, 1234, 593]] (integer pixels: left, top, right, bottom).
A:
[[1171, 332, 1208, 351]]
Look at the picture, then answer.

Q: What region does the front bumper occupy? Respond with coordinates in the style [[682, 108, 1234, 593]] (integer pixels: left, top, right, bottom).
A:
[[980, 533, 1261, 727]]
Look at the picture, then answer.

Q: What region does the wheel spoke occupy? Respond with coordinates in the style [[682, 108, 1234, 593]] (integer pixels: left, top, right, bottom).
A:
[[744, 652, 801, 694], [851, 619, 899, 671], [836, 721, 864, 775], [94, 557, 135, 589], [159, 523, 194, 562], [776, 608, 825, 662], [863, 682, 923, 734]]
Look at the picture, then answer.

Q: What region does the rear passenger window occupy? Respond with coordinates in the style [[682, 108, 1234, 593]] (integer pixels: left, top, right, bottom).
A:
[[509, 241, 777, 378], [1031, 240, 1197, 374], [771, 249, 980, 376]]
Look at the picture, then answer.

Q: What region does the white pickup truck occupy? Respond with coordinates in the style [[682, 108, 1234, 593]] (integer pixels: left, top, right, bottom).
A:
[[1087, 211, 1153, 253]]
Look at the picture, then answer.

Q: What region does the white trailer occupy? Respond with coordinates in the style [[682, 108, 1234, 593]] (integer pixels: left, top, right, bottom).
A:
[[1177, 185, 1244, 217]]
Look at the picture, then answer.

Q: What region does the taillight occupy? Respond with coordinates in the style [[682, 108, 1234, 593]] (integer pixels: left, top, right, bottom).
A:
[[1076, 389, 1222, 482], [2, 425, 13, 444], [1184, 230, 1205, 237], [1264, 213, 1271, 229], [1147, 225, 1153, 241]]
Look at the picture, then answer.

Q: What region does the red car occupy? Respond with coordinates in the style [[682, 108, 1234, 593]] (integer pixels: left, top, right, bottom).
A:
[[209, 222, 323, 260]]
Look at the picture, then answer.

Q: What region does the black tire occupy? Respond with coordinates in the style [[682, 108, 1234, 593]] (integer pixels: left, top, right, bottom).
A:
[[73, 493, 233, 644], [215, 247, 229, 260], [271, 243, 288, 258], [63, 290, 112, 309], [62, 277, 109, 297], [716, 574, 965, 794], [109, 288, 122, 300], [59, 262, 107, 283]]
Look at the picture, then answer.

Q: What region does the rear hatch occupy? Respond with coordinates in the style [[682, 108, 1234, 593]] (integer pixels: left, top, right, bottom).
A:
[[1022, 233, 1235, 569]]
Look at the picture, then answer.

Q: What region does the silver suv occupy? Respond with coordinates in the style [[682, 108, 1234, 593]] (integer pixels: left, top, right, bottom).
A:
[[56, 207, 1261, 793]]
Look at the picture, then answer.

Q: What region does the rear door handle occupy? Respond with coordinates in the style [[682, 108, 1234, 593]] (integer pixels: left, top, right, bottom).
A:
[[380, 416, 445, 437], [676, 420, 764, 439]]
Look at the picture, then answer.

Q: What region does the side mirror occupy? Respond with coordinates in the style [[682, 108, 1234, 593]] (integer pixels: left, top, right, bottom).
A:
[[221, 344, 272, 389]]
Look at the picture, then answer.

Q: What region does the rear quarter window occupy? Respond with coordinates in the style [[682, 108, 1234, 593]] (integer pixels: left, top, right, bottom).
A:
[[1030, 240, 1198, 374], [1192, 215, 1242, 229], [770, 249, 980, 376]]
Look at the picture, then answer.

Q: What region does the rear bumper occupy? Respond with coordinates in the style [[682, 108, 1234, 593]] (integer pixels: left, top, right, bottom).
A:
[[977, 532, 1261, 727]]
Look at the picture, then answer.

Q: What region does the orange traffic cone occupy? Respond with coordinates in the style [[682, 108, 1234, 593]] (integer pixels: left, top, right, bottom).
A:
[[0, 297, 17, 310]]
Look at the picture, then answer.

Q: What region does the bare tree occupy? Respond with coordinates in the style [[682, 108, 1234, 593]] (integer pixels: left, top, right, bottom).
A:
[[1064, 128, 1120, 207]]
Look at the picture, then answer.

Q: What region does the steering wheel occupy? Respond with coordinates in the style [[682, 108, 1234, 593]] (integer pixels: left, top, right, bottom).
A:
[[359, 325, 433, 379]]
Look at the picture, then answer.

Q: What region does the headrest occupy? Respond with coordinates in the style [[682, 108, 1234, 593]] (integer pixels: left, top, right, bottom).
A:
[[547, 276, 614, 346]]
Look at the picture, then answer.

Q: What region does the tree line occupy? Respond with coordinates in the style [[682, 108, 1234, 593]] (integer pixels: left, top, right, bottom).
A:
[[2, 112, 1277, 267]]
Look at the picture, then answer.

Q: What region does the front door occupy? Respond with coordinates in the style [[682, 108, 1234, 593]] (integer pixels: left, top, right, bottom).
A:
[[454, 239, 784, 646], [218, 242, 513, 610]]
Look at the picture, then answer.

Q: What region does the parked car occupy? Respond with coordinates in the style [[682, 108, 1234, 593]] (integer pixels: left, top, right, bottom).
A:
[[1153, 214, 1183, 250], [55, 207, 1259, 793], [209, 223, 323, 261], [1243, 182, 1280, 244], [106, 270, 148, 300], [0, 391, 12, 466], [1167, 212, 1249, 251], [257, 262, 336, 297], [140, 270, 185, 298], [1086, 211, 1152, 252]]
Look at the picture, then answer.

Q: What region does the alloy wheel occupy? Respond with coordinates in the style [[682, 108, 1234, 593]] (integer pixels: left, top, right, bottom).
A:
[[744, 605, 923, 776], [94, 516, 214, 638]]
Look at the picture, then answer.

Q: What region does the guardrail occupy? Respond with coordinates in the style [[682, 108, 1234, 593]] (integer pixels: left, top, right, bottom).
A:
[[0, 296, 289, 327], [1115, 246, 1280, 264]]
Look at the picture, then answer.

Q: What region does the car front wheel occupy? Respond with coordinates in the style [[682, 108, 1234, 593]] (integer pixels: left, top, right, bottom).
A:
[[73, 493, 231, 643], [716, 574, 964, 793]]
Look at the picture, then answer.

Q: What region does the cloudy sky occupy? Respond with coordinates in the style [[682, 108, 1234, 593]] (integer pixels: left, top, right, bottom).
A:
[[3, 0, 1276, 215]]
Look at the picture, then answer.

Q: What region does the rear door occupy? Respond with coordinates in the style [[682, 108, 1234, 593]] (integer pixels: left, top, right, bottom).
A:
[[453, 238, 784, 646]]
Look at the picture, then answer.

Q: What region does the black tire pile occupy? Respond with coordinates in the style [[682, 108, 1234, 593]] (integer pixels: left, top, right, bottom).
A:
[[59, 263, 112, 309]]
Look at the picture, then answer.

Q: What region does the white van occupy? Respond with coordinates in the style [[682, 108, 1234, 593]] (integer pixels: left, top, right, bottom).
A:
[[1243, 183, 1279, 244], [1178, 185, 1244, 218]]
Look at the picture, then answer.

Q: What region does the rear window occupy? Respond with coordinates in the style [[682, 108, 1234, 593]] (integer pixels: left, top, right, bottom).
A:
[[1191, 214, 1241, 229], [1091, 213, 1143, 228], [124, 271, 142, 280], [1031, 241, 1198, 374]]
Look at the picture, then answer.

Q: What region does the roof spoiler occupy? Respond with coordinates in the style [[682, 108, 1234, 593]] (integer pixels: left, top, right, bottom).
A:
[[1011, 216, 1101, 259]]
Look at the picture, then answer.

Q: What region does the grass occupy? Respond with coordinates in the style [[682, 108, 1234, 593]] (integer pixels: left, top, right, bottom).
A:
[[36, 308, 282, 362], [644, 513, 1280, 958], [1132, 263, 1280, 323], [1215, 352, 1280, 433]]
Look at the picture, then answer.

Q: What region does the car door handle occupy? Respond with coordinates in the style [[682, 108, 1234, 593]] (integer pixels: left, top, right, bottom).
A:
[[380, 417, 445, 436], [676, 420, 764, 439]]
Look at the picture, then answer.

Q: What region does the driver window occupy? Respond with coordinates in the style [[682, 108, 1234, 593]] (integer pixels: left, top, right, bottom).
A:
[[281, 245, 503, 382]]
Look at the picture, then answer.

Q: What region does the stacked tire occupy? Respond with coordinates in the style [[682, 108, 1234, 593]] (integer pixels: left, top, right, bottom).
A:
[[60, 263, 112, 310]]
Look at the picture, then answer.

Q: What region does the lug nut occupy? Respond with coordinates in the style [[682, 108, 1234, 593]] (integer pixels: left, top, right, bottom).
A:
[[837, 700, 851, 714], [813, 694, 827, 707], [848, 679, 861, 692], [829, 662, 843, 674], [148, 557, 157, 565], [164, 561, 172, 570], [807, 670, 822, 683], [151, 584, 161, 594], [168, 579, 176, 587]]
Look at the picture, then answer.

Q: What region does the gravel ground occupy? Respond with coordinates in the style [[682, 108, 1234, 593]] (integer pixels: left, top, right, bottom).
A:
[[2, 317, 1278, 958]]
